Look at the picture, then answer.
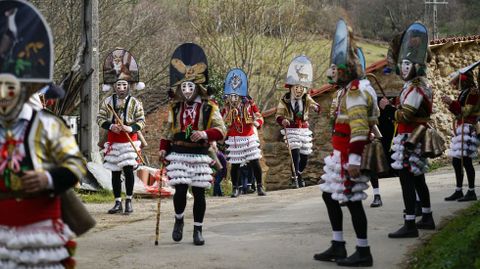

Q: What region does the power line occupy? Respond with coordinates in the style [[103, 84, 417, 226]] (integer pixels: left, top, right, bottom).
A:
[[425, 0, 448, 40]]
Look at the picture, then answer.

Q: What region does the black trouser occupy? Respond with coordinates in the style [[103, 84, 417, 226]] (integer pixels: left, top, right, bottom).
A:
[[111, 165, 135, 198], [231, 159, 263, 188], [173, 184, 206, 223], [399, 168, 431, 216], [291, 149, 308, 177], [452, 157, 475, 189], [370, 174, 379, 189], [322, 192, 367, 239]]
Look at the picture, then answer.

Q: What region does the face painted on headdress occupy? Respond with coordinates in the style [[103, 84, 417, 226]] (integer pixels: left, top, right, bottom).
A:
[[0, 74, 22, 120], [114, 80, 129, 99], [290, 85, 306, 99], [181, 81, 197, 102], [400, 59, 414, 80], [227, 94, 241, 107]]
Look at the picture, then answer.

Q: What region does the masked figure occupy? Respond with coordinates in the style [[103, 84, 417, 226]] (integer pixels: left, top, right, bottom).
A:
[[379, 23, 437, 238], [159, 43, 226, 246], [442, 61, 480, 202], [316, 19, 379, 267], [276, 55, 320, 188], [221, 68, 265, 197], [98, 48, 145, 215], [0, 1, 87, 268]]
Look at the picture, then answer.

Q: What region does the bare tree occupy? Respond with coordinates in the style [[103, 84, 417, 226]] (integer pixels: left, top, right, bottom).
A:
[[187, 0, 329, 111]]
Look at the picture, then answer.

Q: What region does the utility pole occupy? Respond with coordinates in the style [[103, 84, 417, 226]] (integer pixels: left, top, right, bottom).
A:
[[425, 0, 448, 40], [80, 0, 101, 163]]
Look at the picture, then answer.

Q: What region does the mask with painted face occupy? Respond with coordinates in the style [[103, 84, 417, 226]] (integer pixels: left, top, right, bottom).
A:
[[114, 80, 129, 99], [180, 81, 197, 102], [227, 94, 241, 108], [400, 59, 415, 81], [290, 85, 306, 99], [0, 74, 23, 122]]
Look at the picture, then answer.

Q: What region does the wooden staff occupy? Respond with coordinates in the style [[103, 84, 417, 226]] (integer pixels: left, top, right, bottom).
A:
[[105, 103, 145, 164], [283, 126, 299, 188], [154, 163, 164, 246], [366, 73, 386, 98]]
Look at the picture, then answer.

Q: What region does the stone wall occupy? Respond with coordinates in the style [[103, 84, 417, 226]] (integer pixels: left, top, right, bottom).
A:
[[262, 92, 335, 190], [427, 43, 480, 143], [261, 41, 480, 190]]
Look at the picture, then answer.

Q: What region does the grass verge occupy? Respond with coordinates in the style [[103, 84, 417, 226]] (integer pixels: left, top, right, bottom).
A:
[[76, 189, 114, 203], [407, 201, 480, 269]]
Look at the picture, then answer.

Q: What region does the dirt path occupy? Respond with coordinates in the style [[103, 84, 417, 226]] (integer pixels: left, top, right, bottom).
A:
[[76, 166, 472, 269]]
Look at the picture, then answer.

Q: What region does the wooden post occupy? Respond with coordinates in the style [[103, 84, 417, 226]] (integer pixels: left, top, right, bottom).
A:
[[79, 0, 101, 163]]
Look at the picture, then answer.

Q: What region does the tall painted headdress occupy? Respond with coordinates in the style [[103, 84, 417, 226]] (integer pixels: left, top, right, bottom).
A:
[[102, 48, 144, 92], [448, 60, 480, 90], [169, 43, 208, 97], [397, 22, 429, 77], [0, 0, 53, 84], [328, 19, 363, 84], [0, 0, 53, 121], [285, 55, 313, 88], [223, 68, 248, 97]]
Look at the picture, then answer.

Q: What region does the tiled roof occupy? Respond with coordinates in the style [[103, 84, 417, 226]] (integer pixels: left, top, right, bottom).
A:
[[429, 35, 480, 46]]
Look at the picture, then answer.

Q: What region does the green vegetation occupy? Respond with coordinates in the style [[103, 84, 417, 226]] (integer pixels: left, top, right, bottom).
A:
[[77, 189, 114, 203], [427, 158, 450, 172], [357, 41, 388, 64], [408, 201, 480, 269]]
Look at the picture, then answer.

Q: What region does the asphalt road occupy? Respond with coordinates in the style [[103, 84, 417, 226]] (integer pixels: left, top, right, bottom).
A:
[[76, 165, 473, 269]]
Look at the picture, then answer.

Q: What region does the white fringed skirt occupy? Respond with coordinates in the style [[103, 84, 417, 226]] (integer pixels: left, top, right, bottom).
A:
[[391, 133, 428, 176], [103, 141, 142, 171], [319, 150, 369, 202], [448, 123, 478, 159], [166, 152, 214, 188], [0, 219, 75, 269], [280, 128, 313, 155], [225, 134, 262, 164]]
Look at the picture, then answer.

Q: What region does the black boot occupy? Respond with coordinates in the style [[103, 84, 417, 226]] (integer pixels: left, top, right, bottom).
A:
[[124, 199, 133, 214], [298, 174, 305, 188], [257, 185, 267, 196], [313, 240, 347, 262], [193, 225, 205, 246], [107, 200, 123, 214], [246, 185, 255, 194], [370, 195, 383, 208], [172, 217, 184, 242], [458, 190, 477, 202], [445, 190, 464, 201], [416, 212, 435, 230], [388, 219, 418, 238], [231, 187, 240, 198], [290, 176, 299, 189], [336, 246, 373, 267]]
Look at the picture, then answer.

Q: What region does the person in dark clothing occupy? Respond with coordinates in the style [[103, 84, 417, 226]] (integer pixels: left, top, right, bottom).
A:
[[213, 143, 227, 196]]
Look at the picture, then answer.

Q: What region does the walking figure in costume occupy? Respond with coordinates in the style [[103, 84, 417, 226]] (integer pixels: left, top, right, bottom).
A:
[[0, 1, 87, 267], [379, 23, 439, 238], [159, 43, 226, 246], [276, 55, 320, 188], [222, 68, 266, 197], [442, 60, 480, 202], [98, 48, 146, 215], [316, 19, 380, 267]]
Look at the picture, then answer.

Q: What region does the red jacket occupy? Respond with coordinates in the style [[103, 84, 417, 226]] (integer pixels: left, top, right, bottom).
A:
[[222, 100, 264, 137]]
